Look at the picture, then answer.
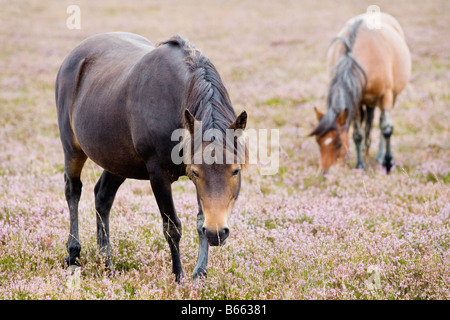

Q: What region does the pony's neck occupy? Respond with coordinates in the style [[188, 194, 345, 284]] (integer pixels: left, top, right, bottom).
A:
[[184, 56, 236, 134]]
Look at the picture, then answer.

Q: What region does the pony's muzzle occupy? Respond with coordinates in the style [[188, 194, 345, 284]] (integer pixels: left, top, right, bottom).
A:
[[202, 226, 230, 246]]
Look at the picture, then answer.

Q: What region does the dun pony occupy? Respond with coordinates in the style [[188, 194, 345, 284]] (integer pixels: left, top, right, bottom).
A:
[[311, 13, 411, 174]]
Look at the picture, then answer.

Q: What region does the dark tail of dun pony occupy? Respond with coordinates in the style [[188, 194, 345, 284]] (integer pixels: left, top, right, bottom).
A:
[[311, 13, 411, 174]]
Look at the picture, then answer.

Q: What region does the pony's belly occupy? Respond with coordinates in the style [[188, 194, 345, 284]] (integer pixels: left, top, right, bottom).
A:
[[73, 124, 149, 179], [71, 102, 151, 179], [87, 151, 149, 180], [361, 92, 379, 106]]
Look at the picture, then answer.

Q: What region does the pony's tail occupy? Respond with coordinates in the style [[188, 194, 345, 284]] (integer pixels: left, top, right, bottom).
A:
[[331, 18, 364, 54]]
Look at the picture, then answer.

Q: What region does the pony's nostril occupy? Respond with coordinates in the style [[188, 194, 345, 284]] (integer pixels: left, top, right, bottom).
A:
[[203, 227, 230, 246]]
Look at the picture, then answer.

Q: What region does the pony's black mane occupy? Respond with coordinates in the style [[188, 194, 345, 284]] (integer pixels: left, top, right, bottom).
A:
[[158, 36, 236, 135], [311, 19, 367, 137]]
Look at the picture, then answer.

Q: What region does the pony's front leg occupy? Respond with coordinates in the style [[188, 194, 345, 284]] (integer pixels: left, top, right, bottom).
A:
[[380, 109, 394, 173], [193, 209, 209, 281], [364, 106, 375, 155], [380, 91, 395, 173], [149, 171, 184, 282], [353, 119, 365, 169]]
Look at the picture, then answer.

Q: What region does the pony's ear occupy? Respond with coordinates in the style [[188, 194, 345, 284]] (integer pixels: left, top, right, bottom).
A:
[[230, 111, 247, 131], [336, 109, 348, 127], [184, 109, 197, 134], [314, 107, 324, 121]]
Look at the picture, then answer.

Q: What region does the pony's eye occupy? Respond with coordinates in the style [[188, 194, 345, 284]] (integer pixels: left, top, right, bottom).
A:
[[191, 169, 199, 178], [232, 168, 240, 176]]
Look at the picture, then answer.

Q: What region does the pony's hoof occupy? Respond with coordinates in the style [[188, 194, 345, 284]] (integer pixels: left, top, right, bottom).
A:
[[105, 263, 116, 277], [174, 271, 185, 284], [67, 264, 81, 273], [104, 259, 114, 269], [193, 267, 207, 282], [382, 155, 394, 174], [355, 162, 365, 170], [64, 256, 80, 267]]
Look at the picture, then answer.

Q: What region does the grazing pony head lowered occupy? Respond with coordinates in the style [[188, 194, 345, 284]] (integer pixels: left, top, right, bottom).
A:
[[310, 19, 367, 173], [162, 36, 248, 246]]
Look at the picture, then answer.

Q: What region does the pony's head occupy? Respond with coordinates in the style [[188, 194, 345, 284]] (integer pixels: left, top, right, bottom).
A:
[[183, 109, 247, 246], [311, 107, 350, 173]]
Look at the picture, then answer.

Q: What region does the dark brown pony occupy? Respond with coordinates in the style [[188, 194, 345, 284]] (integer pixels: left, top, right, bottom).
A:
[[311, 13, 411, 173], [55, 32, 247, 282]]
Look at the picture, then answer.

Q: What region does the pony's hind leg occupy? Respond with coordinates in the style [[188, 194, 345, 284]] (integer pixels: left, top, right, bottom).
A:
[[94, 171, 125, 268], [64, 153, 87, 266]]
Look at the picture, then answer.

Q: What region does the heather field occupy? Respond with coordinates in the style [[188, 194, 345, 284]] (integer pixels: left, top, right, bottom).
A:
[[0, 0, 449, 300]]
